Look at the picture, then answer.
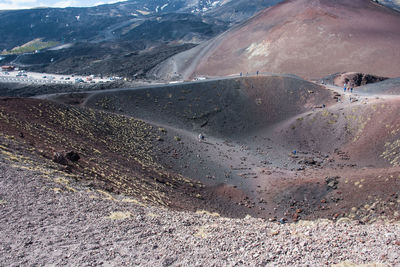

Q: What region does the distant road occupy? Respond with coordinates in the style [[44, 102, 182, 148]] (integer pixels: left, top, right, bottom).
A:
[[94, 18, 144, 42], [0, 75, 74, 85], [35, 72, 305, 100]]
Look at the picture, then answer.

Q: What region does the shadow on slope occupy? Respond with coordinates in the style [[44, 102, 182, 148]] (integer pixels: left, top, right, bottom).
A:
[[321, 72, 389, 88], [82, 75, 333, 139], [0, 97, 254, 217]]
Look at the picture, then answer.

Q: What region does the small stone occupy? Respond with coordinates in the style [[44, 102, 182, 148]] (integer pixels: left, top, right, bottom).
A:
[[271, 230, 280, 236], [326, 176, 339, 190], [336, 217, 352, 224]]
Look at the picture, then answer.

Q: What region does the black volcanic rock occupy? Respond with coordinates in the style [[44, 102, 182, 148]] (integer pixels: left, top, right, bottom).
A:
[[66, 151, 80, 162], [19, 42, 196, 77], [120, 13, 227, 42]]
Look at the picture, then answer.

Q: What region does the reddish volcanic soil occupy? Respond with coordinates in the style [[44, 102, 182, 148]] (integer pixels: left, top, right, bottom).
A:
[[152, 0, 400, 80], [2, 75, 400, 265], [45, 75, 400, 223]]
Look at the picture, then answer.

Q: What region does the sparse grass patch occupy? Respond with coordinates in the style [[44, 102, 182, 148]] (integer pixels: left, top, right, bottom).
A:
[[332, 261, 386, 267], [54, 177, 70, 185], [97, 190, 116, 201], [321, 110, 330, 117], [194, 226, 209, 238], [106, 211, 131, 220], [1, 38, 59, 55], [295, 219, 331, 227], [122, 197, 146, 206], [196, 210, 220, 217]]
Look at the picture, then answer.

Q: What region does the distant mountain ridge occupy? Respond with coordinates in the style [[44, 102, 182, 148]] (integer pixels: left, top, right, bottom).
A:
[[1, 0, 399, 79], [0, 0, 283, 51], [378, 0, 400, 11]]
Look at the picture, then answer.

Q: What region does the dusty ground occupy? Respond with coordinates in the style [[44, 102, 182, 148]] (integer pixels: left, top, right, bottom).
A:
[[1, 74, 400, 265], [1, 159, 399, 266]]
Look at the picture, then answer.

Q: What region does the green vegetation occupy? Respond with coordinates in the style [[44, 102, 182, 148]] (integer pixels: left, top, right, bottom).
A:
[[1, 39, 59, 55], [106, 211, 131, 220]]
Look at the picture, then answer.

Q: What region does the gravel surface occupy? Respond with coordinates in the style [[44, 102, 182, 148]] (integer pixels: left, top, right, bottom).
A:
[[1, 159, 399, 266]]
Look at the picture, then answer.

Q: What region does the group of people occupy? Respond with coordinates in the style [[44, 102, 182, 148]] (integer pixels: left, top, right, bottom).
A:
[[343, 82, 354, 93], [239, 70, 260, 77]]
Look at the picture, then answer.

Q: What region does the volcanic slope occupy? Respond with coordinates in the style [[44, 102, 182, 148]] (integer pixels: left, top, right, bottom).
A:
[[0, 97, 257, 217], [151, 0, 400, 80], [356, 77, 400, 95], [52, 75, 400, 222]]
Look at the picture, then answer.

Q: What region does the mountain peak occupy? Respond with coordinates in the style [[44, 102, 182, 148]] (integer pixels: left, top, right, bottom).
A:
[[153, 0, 400, 80]]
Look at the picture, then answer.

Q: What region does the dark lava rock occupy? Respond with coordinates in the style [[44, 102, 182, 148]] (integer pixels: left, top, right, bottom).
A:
[[66, 151, 80, 162], [325, 176, 340, 190], [53, 152, 68, 165]]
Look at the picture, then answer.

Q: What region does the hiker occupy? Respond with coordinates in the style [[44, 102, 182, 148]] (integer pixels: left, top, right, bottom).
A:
[[240, 72, 242, 77], [344, 83, 347, 92], [256, 70, 259, 76], [350, 87, 353, 93], [198, 133, 205, 142]]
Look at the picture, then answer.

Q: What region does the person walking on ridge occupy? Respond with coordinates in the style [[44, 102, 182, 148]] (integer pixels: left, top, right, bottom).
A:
[[198, 133, 205, 142]]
